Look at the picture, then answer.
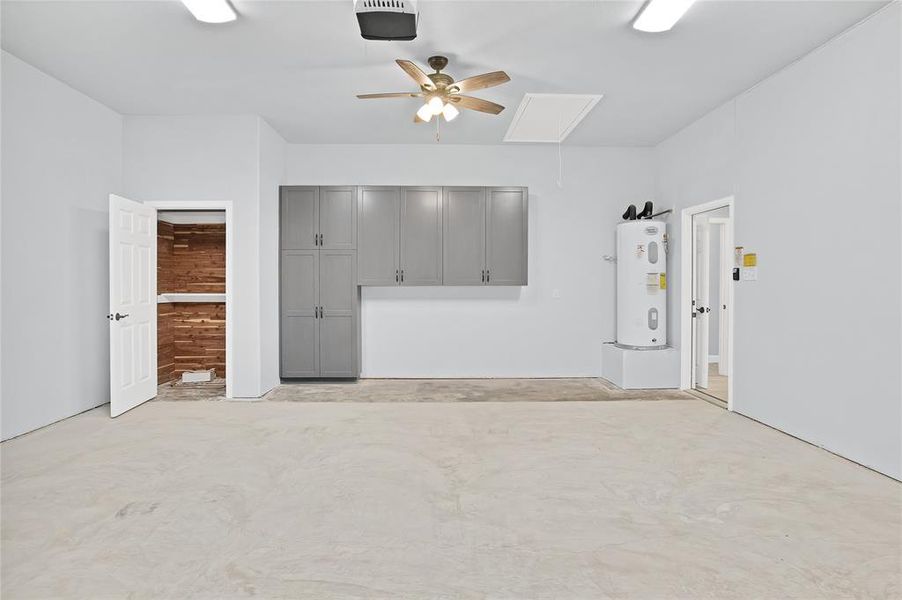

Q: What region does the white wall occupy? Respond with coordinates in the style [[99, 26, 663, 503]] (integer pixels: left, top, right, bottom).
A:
[[286, 144, 654, 377], [1, 51, 123, 440], [122, 115, 285, 398], [258, 120, 286, 393], [654, 4, 901, 479]]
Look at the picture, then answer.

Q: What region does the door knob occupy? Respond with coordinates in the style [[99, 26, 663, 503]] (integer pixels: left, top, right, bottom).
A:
[[114, 312, 129, 321]]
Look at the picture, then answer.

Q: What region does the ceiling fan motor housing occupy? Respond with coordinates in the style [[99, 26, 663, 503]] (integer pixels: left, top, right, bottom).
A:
[[354, 0, 418, 41]]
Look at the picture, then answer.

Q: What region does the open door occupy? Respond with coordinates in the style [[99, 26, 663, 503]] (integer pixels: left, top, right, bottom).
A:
[[109, 194, 157, 417], [692, 216, 710, 389]]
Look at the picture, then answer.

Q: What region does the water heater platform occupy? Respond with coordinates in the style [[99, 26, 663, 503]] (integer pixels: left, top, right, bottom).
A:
[[602, 343, 680, 390]]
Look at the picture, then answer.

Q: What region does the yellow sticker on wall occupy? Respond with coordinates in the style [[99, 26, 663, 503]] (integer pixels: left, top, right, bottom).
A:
[[743, 253, 757, 267], [659, 273, 667, 289]]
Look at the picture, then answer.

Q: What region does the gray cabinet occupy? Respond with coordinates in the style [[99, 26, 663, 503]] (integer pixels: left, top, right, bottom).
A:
[[443, 187, 486, 285], [280, 250, 319, 377], [442, 186, 528, 286], [400, 187, 443, 285], [280, 188, 359, 379], [357, 186, 400, 285], [320, 186, 357, 250], [319, 250, 358, 377], [281, 185, 357, 250], [486, 187, 528, 286], [357, 186, 443, 286], [281, 187, 318, 250]]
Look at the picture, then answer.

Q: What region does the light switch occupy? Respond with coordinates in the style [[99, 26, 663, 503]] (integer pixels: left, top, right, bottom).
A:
[[552, 289, 561, 299]]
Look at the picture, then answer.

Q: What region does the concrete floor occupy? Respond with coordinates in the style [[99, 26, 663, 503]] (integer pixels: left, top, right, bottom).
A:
[[156, 377, 691, 403], [2, 387, 900, 598]]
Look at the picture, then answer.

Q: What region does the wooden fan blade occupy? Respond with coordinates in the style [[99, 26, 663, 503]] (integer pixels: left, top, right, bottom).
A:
[[449, 71, 510, 94], [396, 59, 435, 90], [357, 92, 424, 99], [450, 95, 505, 115]]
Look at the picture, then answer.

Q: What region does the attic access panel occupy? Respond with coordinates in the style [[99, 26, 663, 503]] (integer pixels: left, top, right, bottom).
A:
[[503, 93, 603, 143]]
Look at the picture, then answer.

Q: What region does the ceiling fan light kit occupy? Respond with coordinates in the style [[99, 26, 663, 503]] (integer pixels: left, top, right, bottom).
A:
[[357, 55, 511, 129]]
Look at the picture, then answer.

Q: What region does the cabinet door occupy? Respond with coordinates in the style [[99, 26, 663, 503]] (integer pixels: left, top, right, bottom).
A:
[[319, 250, 358, 377], [443, 187, 486, 285], [281, 250, 319, 377], [357, 186, 400, 285], [486, 187, 528, 286], [281, 187, 318, 250], [400, 187, 443, 286], [320, 186, 357, 250]]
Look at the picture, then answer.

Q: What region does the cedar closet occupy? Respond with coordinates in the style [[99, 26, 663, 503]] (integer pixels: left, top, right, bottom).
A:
[[156, 210, 227, 395]]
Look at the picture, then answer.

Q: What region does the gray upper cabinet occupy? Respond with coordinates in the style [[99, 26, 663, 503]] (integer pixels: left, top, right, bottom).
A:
[[319, 250, 358, 377], [400, 187, 443, 286], [486, 187, 528, 286], [320, 186, 357, 250], [281, 187, 318, 250], [443, 187, 486, 286], [357, 186, 401, 285]]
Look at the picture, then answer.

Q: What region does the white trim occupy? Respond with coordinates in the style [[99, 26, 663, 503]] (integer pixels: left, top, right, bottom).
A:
[[146, 200, 234, 400], [708, 355, 719, 363], [680, 196, 735, 411]]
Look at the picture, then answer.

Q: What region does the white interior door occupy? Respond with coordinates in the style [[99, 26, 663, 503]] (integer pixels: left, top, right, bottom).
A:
[[693, 217, 710, 389], [109, 194, 157, 417]]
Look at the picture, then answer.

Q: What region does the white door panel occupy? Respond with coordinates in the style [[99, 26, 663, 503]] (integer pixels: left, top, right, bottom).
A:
[[109, 194, 157, 417]]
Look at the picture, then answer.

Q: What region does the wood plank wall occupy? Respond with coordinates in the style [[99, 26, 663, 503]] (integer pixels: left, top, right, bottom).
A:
[[157, 220, 226, 384], [158, 303, 226, 383], [160, 222, 225, 293]]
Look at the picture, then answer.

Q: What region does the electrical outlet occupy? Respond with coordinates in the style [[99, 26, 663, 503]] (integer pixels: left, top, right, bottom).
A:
[[552, 289, 561, 299]]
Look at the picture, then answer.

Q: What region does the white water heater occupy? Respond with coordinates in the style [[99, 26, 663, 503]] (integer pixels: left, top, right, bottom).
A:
[[616, 220, 667, 348]]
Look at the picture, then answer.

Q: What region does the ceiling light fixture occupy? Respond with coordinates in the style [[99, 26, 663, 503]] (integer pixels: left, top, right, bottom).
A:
[[442, 103, 460, 122], [427, 96, 445, 116], [181, 0, 237, 23], [416, 103, 434, 123], [633, 0, 696, 32]]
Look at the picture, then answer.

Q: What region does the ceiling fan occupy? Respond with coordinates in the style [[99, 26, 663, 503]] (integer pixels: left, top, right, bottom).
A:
[[357, 56, 511, 123]]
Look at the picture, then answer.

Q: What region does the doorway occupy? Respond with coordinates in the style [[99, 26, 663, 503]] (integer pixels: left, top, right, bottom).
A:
[[680, 198, 734, 408], [108, 196, 234, 417]]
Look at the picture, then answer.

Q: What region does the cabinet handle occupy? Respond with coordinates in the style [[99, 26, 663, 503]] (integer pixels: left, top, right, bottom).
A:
[[401, 270, 404, 283], [486, 270, 490, 283], [395, 269, 399, 283], [481, 270, 485, 283], [319, 233, 323, 246]]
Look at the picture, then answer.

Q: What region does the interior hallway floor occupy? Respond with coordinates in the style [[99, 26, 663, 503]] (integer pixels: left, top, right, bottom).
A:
[[2, 386, 899, 598]]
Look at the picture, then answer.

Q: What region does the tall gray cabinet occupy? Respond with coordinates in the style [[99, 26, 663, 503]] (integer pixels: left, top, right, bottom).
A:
[[280, 186, 359, 378]]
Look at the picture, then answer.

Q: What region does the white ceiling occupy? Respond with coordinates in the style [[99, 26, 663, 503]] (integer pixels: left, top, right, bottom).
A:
[[1, 0, 887, 145]]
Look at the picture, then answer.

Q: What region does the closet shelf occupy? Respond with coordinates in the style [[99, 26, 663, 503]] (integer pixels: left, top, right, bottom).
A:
[[157, 293, 225, 304]]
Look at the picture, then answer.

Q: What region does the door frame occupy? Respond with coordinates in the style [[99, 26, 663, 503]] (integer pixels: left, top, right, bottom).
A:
[[147, 200, 234, 399], [680, 196, 734, 410]]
